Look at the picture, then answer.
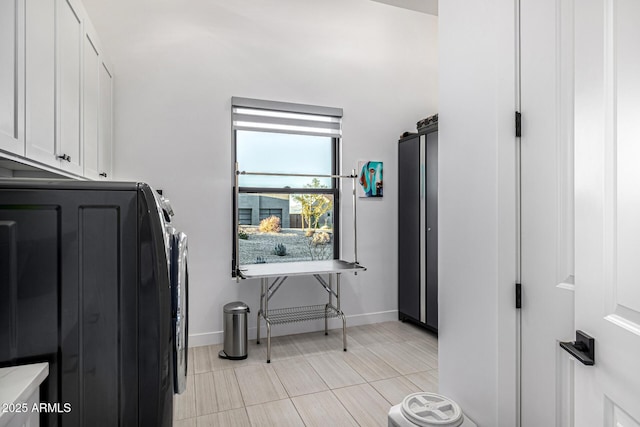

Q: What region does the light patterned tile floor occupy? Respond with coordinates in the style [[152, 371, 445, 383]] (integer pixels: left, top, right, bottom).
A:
[[174, 321, 438, 426]]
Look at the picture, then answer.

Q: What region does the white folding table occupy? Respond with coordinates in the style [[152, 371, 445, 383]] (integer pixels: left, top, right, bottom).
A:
[[238, 260, 366, 362]]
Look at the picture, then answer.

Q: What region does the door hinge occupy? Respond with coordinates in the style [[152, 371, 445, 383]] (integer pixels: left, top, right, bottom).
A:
[[515, 112, 522, 137], [515, 283, 522, 309]]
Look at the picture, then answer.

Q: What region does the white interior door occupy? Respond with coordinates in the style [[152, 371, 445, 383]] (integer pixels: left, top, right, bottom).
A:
[[520, 0, 576, 425], [522, 0, 640, 424], [574, 0, 640, 424]]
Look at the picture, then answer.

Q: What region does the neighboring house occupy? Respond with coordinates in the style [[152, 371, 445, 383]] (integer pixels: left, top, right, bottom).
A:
[[239, 194, 333, 230], [238, 194, 290, 228]]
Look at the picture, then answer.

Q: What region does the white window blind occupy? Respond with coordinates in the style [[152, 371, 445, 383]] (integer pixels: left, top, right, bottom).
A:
[[232, 97, 342, 138]]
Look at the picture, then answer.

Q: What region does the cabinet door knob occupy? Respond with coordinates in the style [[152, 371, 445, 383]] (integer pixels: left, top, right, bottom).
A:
[[57, 154, 71, 162], [99, 172, 107, 178]]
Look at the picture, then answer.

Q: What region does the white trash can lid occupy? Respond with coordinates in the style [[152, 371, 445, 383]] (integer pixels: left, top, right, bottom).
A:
[[400, 392, 464, 427]]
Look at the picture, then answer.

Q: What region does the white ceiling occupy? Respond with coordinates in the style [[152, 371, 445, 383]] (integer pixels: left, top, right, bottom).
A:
[[369, 0, 438, 15]]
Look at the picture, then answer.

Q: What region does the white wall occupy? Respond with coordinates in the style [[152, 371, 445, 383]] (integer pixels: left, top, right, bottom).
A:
[[81, 0, 438, 345], [438, 0, 517, 426]]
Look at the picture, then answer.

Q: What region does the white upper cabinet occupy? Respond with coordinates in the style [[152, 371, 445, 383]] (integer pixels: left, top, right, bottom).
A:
[[84, 18, 113, 181], [0, 0, 25, 155], [25, 0, 57, 166], [98, 62, 113, 179], [56, 0, 84, 175], [0, 0, 114, 179], [83, 33, 100, 179]]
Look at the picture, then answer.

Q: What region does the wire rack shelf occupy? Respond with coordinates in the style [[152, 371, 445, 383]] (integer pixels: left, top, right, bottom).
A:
[[265, 304, 342, 325]]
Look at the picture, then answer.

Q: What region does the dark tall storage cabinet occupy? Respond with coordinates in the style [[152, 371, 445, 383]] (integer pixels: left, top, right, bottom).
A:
[[398, 124, 438, 332]]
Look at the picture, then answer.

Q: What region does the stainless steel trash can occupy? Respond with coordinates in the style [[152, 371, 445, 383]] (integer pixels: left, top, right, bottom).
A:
[[218, 301, 250, 360]]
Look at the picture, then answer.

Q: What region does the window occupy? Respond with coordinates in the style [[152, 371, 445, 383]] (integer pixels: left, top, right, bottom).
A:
[[238, 208, 252, 225], [232, 97, 342, 272], [259, 208, 282, 221]]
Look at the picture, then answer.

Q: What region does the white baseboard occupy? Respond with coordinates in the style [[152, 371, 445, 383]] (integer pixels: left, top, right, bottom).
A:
[[188, 309, 398, 348]]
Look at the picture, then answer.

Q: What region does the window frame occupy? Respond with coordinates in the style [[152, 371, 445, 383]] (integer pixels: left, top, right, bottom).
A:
[[232, 130, 341, 275]]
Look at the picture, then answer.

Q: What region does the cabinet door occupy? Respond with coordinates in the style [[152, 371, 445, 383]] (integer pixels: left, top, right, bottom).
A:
[[79, 199, 137, 426], [56, 0, 83, 175], [425, 131, 438, 330], [398, 136, 421, 321], [83, 34, 100, 179], [0, 0, 24, 155], [98, 62, 113, 179], [0, 189, 138, 427], [25, 0, 57, 165]]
